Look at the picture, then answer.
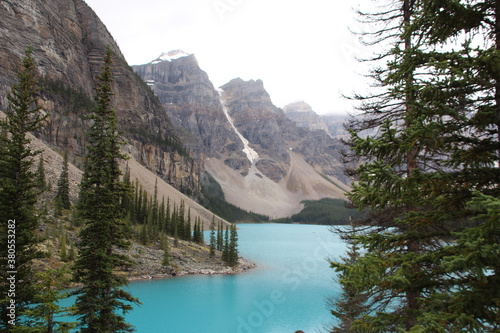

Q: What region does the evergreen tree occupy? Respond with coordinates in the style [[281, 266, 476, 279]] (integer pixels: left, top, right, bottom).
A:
[[162, 236, 170, 267], [164, 197, 171, 234], [151, 178, 158, 226], [333, 0, 500, 331], [59, 228, 68, 262], [228, 224, 239, 267], [21, 269, 77, 333], [0, 47, 46, 329], [209, 215, 216, 257], [217, 221, 223, 251], [73, 47, 139, 333], [54, 152, 71, 215], [222, 226, 229, 265], [328, 226, 369, 333], [36, 155, 46, 192], [185, 207, 192, 241]]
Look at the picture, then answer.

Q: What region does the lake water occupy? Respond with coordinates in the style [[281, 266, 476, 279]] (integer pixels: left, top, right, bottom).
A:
[[66, 224, 346, 332]]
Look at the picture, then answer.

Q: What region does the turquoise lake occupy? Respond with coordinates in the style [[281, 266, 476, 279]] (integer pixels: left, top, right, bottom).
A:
[[67, 224, 346, 332]]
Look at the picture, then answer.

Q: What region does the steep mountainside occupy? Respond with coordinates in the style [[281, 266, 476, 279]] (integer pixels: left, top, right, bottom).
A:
[[284, 101, 348, 139], [132, 52, 244, 160], [0, 0, 199, 190], [283, 101, 330, 133], [134, 54, 350, 216], [0, 0, 351, 218]]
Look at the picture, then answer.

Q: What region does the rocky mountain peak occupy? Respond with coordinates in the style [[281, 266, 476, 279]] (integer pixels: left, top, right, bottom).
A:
[[283, 100, 329, 133], [283, 100, 313, 113], [151, 50, 192, 64]]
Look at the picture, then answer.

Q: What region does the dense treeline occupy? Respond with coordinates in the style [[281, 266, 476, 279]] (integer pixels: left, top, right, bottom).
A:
[[121, 174, 205, 246], [198, 172, 269, 223], [329, 1, 500, 332], [273, 198, 363, 225]]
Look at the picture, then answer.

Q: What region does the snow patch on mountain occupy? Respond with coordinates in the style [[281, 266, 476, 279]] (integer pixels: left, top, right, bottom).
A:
[[151, 50, 191, 64], [217, 88, 259, 165]]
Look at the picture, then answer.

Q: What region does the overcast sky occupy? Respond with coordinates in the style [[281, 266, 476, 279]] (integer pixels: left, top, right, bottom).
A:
[[83, 0, 369, 115]]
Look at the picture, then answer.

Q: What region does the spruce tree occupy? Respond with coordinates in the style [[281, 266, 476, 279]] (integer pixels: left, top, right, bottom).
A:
[[328, 227, 369, 333], [0, 48, 46, 329], [22, 269, 77, 332], [333, 1, 457, 330], [222, 226, 229, 265], [162, 237, 170, 267], [333, 0, 500, 331], [73, 47, 139, 333], [54, 152, 71, 215], [36, 156, 46, 192], [228, 224, 239, 267], [209, 215, 216, 257]]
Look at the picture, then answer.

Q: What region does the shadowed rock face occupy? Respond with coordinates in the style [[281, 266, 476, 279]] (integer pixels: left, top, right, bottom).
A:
[[283, 101, 330, 133], [132, 55, 244, 161], [0, 0, 201, 190]]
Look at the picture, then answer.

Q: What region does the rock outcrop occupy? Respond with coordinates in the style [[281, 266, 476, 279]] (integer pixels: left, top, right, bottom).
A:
[[132, 54, 244, 160], [283, 101, 330, 133], [0, 0, 200, 191]]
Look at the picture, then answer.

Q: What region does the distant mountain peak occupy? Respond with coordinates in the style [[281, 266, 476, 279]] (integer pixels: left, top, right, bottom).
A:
[[151, 50, 191, 64], [283, 101, 313, 113]]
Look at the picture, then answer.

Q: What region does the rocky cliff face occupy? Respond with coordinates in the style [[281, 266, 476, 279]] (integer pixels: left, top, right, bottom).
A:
[[132, 53, 244, 161], [132, 53, 351, 216], [283, 101, 330, 133], [220, 78, 292, 181], [0, 0, 200, 190], [221, 78, 348, 184]]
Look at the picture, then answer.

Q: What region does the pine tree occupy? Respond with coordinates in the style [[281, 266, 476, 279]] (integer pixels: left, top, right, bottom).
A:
[[217, 221, 223, 251], [0, 48, 46, 329], [59, 228, 68, 262], [55, 152, 71, 215], [222, 226, 229, 265], [334, 1, 457, 330], [162, 236, 170, 266], [73, 47, 139, 333], [228, 224, 239, 267], [21, 269, 77, 332], [36, 155, 46, 192], [209, 215, 216, 257], [164, 197, 171, 234], [328, 226, 369, 333], [334, 0, 500, 331]]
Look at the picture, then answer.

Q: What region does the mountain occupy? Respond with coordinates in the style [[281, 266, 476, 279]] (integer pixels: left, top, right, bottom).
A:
[[134, 56, 350, 217], [0, 0, 200, 192], [283, 101, 330, 133], [0, 0, 351, 219], [284, 101, 348, 139]]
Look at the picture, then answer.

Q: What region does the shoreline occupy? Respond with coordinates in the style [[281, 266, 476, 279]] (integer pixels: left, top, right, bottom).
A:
[[126, 257, 257, 282], [116, 239, 257, 284]]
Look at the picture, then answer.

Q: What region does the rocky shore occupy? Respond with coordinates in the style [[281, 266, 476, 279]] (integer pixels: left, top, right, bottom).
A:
[[119, 238, 256, 282]]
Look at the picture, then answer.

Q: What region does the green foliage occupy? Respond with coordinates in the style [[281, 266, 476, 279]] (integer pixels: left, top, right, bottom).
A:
[[128, 127, 188, 157], [328, 226, 370, 333], [0, 47, 46, 329], [54, 152, 71, 215], [274, 199, 363, 225], [73, 47, 139, 332], [38, 77, 95, 116], [330, 1, 500, 331], [209, 215, 216, 258], [19, 269, 77, 333], [228, 224, 239, 267], [36, 156, 47, 192], [199, 172, 269, 222], [162, 236, 170, 266]]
